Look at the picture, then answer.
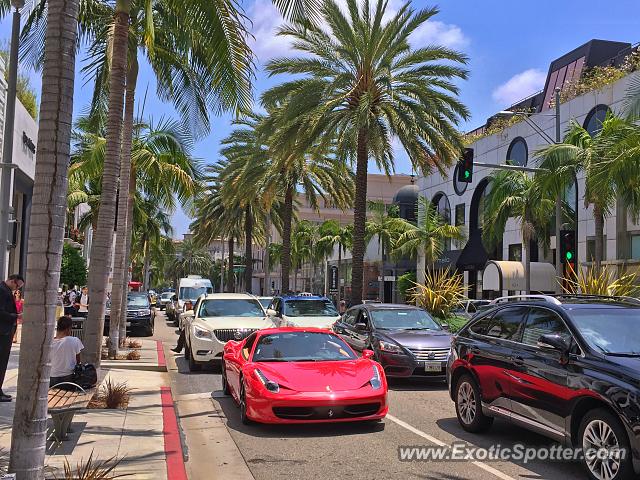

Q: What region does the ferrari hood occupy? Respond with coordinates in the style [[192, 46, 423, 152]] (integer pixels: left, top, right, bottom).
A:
[[254, 359, 375, 392]]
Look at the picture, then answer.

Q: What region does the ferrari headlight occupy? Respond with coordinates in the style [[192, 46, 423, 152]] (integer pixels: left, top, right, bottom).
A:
[[255, 369, 279, 393], [370, 365, 382, 390], [193, 324, 213, 340], [378, 340, 403, 354]]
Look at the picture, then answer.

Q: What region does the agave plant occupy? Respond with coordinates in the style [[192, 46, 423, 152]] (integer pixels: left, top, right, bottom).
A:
[[409, 268, 467, 320], [53, 451, 129, 479], [562, 264, 639, 297]]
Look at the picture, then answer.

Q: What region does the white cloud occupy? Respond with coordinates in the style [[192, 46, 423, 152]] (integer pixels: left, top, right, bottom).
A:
[[409, 21, 469, 49], [492, 69, 546, 106], [247, 0, 293, 62]]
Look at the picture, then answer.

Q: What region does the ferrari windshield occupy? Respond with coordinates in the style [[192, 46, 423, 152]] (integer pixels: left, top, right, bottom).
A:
[[283, 299, 338, 317], [370, 309, 441, 330], [198, 299, 264, 317], [253, 332, 356, 362]]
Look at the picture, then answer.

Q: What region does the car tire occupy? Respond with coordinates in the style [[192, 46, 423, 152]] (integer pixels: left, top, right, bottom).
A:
[[221, 361, 230, 395], [455, 374, 493, 433], [187, 344, 202, 372], [578, 408, 634, 480], [145, 323, 154, 337], [239, 380, 252, 425]]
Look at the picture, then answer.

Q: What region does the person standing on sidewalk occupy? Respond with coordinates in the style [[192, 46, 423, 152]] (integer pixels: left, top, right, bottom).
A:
[[77, 286, 89, 318], [0, 274, 24, 402], [12, 289, 24, 344]]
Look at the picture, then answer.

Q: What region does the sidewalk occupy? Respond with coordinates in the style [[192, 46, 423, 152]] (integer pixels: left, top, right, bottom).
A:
[[0, 343, 184, 479]]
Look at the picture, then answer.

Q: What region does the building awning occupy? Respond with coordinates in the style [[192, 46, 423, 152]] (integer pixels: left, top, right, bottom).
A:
[[483, 261, 556, 292], [456, 230, 488, 270]]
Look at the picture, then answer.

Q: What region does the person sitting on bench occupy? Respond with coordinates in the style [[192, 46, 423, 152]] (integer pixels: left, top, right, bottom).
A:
[[50, 316, 84, 388]]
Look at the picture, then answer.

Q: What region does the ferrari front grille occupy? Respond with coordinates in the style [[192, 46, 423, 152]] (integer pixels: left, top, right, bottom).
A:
[[273, 403, 381, 420]]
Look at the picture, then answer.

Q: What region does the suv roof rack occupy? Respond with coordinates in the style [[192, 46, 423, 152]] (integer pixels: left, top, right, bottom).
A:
[[490, 294, 562, 306], [551, 294, 640, 305]]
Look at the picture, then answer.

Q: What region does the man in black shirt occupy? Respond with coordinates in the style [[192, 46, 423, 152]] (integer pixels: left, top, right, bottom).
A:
[[0, 274, 24, 402]]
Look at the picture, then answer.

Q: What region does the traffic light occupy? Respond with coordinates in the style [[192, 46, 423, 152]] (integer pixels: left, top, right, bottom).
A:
[[559, 230, 576, 264], [457, 148, 474, 183]]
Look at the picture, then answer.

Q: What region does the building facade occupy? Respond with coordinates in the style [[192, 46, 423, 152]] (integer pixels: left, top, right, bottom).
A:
[[417, 39, 640, 299], [0, 57, 37, 278]]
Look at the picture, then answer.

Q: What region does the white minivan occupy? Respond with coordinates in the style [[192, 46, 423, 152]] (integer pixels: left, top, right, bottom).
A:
[[177, 275, 213, 314]]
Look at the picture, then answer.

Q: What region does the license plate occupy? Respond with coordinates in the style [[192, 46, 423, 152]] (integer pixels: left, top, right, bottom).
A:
[[126, 322, 131, 327], [424, 362, 442, 372]]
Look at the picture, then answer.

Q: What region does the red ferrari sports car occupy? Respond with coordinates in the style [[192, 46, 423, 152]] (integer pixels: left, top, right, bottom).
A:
[[222, 327, 388, 424]]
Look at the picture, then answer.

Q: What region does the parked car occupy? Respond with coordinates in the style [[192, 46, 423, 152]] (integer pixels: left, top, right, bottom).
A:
[[104, 292, 155, 336], [158, 291, 174, 310], [334, 303, 451, 379], [448, 294, 640, 480], [222, 327, 388, 424], [451, 299, 492, 319], [267, 295, 341, 329], [183, 293, 275, 372], [166, 293, 178, 322]]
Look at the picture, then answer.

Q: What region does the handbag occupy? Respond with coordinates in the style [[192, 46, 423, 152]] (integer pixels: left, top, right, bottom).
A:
[[72, 363, 98, 389]]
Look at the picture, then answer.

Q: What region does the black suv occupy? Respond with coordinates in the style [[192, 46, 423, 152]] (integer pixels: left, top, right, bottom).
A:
[[104, 293, 155, 336], [447, 294, 640, 480]]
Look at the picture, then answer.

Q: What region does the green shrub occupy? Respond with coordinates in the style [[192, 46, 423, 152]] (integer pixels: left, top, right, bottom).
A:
[[61, 243, 87, 288], [396, 271, 416, 300]]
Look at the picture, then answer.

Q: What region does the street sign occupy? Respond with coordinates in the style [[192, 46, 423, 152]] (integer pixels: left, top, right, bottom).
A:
[[329, 265, 338, 293]]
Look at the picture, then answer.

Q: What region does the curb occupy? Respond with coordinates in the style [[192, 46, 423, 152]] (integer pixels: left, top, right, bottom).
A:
[[161, 386, 188, 480], [156, 340, 167, 370]]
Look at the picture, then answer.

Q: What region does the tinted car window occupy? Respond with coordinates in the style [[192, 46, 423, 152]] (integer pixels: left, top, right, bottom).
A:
[[198, 299, 264, 317], [283, 300, 338, 317], [370, 309, 441, 330], [522, 308, 571, 347], [570, 307, 640, 355], [343, 310, 358, 325], [471, 307, 526, 341], [253, 332, 356, 362], [127, 295, 149, 307]]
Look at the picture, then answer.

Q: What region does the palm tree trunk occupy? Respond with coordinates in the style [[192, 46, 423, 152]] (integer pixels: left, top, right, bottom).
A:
[[554, 194, 562, 293], [379, 241, 385, 301], [264, 214, 271, 295], [108, 56, 137, 359], [524, 237, 531, 294], [281, 185, 293, 293], [244, 205, 253, 293], [227, 236, 235, 292], [9, 0, 79, 476], [594, 205, 604, 270], [351, 129, 369, 304], [119, 167, 136, 346], [337, 246, 342, 304], [84, 0, 130, 367]]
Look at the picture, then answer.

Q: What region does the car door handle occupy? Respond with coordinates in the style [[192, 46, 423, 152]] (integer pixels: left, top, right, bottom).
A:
[[511, 355, 525, 365]]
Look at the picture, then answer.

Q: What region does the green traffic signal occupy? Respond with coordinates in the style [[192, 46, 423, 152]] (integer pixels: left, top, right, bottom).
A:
[[464, 170, 470, 179], [565, 251, 573, 261]]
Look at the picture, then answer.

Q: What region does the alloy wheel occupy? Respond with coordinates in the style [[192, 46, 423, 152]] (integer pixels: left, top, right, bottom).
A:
[[583, 419, 622, 480], [457, 381, 476, 426]]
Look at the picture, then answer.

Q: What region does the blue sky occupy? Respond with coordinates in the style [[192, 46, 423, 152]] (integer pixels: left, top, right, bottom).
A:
[[2, 0, 639, 238]]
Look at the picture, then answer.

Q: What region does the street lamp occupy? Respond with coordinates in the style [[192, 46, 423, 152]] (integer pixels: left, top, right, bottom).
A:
[[0, 0, 25, 276], [495, 88, 567, 293]]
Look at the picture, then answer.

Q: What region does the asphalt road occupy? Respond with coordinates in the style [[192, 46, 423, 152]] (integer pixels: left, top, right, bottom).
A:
[[152, 310, 587, 480]]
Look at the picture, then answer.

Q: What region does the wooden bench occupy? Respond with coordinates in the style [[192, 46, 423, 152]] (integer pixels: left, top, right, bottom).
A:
[[47, 383, 96, 441]]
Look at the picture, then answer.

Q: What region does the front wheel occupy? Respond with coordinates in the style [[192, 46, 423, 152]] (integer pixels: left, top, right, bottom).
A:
[[239, 380, 252, 425], [579, 408, 634, 480], [221, 361, 230, 395], [187, 344, 202, 372], [455, 374, 493, 433]]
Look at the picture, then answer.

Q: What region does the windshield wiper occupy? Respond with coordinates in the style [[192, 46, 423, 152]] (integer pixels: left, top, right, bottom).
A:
[[255, 358, 290, 362], [605, 352, 640, 357]]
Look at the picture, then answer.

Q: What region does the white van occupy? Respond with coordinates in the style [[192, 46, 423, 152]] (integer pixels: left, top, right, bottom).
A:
[[177, 276, 213, 312]]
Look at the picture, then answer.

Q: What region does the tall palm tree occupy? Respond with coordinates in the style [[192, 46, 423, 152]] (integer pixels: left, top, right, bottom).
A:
[[9, 0, 80, 477], [169, 238, 214, 281], [365, 201, 410, 299], [483, 171, 554, 293], [393, 196, 465, 272], [318, 220, 353, 302], [264, 0, 469, 303]]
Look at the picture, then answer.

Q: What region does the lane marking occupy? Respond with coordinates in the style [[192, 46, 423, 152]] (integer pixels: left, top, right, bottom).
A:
[[386, 414, 516, 480]]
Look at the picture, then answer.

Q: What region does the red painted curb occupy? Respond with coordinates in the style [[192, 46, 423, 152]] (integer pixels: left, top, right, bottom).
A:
[[161, 386, 187, 480], [157, 340, 167, 369]]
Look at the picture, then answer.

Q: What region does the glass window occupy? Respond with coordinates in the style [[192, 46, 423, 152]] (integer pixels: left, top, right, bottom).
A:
[[283, 299, 339, 317], [370, 309, 442, 331], [179, 286, 210, 300], [127, 294, 149, 307], [252, 331, 357, 362], [584, 105, 610, 137], [521, 308, 571, 347], [343, 309, 358, 325], [508, 244, 523, 262], [455, 204, 465, 226], [586, 237, 607, 262], [473, 307, 527, 341], [432, 193, 451, 224], [242, 333, 257, 360], [570, 307, 640, 355], [630, 235, 640, 260], [198, 299, 264, 317], [506, 137, 528, 167]]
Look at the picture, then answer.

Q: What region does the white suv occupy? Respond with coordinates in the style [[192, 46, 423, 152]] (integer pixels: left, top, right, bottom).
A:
[[184, 293, 275, 371]]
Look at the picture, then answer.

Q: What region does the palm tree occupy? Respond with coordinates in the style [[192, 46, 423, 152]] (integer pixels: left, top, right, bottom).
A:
[[169, 239, 214, 280], [393, 196, 465, 273], [290, 220, 314, 291], [483, 171, 554, 293], [318, 220, 352, 302], [264, 0, 469, 303], [9, 0, 80, 477], [535, 114, 640, 269], [365, 201, 411, 299], [71, 115, 202, 360]]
